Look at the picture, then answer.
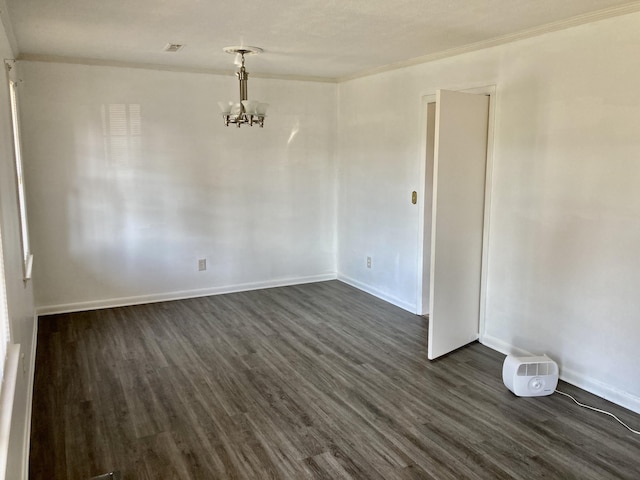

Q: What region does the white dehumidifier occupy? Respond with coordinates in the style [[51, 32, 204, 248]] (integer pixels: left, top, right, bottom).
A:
[[502, 355, 558, 397]]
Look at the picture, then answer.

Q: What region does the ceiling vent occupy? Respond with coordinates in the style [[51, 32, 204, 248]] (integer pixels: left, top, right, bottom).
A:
[[164, 43, 184, 52]]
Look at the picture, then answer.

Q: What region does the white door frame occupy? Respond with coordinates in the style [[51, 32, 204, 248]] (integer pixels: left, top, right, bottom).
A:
[[415, 84, 497, 345]]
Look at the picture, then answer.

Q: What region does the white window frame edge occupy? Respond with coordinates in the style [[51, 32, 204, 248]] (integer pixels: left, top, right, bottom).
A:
[[0, 343, 20, 479], [1, 60, 21, 479], [5, 60, 33, 282], [0, 204, 12, 386]]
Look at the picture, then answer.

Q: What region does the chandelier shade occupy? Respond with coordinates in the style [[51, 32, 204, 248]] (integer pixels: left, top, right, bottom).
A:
[[219, 46, 268, 128]]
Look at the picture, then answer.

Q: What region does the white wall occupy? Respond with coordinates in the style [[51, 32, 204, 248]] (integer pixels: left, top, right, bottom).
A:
[[337, 12, 640, 412], [19, 62, 337, 312], [337, 43, 500, 311], [0, 17, 37, 480]]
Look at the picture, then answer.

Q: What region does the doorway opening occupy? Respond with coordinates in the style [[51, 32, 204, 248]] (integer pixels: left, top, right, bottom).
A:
[[416, 86, 496, 359]]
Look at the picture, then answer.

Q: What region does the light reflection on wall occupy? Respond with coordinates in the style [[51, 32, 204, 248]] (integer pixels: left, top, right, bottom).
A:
[[87, 104, 144, 269], [101, 103, 141, 165], [287, 119, 300, 146]]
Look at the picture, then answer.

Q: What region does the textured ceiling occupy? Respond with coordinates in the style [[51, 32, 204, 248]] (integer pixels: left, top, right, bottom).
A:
[[3, 0, 640, 80]]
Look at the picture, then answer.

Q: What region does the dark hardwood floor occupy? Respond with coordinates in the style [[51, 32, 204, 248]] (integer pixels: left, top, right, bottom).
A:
[[30, 281, 640, 479]]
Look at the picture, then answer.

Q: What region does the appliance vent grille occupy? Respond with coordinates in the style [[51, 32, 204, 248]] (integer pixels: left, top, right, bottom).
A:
[[516, 362, 557, 376]]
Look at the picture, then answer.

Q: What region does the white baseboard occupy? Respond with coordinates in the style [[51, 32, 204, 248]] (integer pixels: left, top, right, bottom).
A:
[[36, 273, 338, 316], [558, 365, 640, 416], [481, 334, 640, 415], [337, 274, 416, 313], [20, 316, 38, 480], [479, 334, 531, 357]]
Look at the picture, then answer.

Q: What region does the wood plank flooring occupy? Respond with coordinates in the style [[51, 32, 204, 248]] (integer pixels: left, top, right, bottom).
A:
[[30, 281, 640, 479]]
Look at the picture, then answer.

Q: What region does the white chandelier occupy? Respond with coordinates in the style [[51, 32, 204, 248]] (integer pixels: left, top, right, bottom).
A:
[[218, 46, 268, 128]]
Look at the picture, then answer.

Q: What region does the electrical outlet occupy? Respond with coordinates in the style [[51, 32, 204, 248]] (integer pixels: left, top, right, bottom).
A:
[[198, 258, 207, 271], [366, 256, 372, 268]]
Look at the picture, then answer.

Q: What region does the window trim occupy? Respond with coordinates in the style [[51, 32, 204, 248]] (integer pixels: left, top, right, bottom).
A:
[[6, 62, 32, 282]]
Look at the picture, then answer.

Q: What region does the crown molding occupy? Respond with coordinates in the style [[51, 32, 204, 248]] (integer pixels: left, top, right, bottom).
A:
[[339, 1, 640, 82], [16, 53, 338, 84]]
